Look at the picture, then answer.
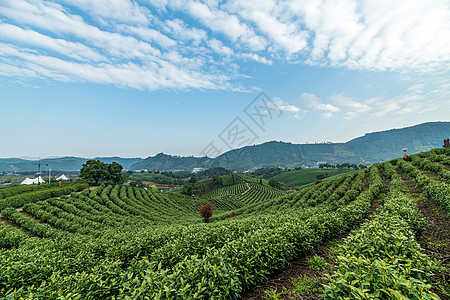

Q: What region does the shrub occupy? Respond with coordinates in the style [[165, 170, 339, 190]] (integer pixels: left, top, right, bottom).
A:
[[306, 255, 328, 271], [199, 202, 214, 223]]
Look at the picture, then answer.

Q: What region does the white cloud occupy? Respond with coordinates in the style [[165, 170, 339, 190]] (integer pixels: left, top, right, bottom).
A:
[[240, 53, 272, 65], [344, 111, 357, 120], [321, 112, 334, 118], [185, 1, 267, 51], [207, 39, 273, 64], [164, 19, 207, 46], [328, 94, 373, 113], [273, 97, 302, 118], [58, 0, 150, 25], [0, 23, 105, 62], [225, 0, 308, 55], [291, 88, 448, 120], [115, 25, 176, 48], [0, 42, 224, 90], [368, 83, 450, 118], [207, 39, 233, 56], [292, 0, 450, 71], [0, 62, 41, 79], [0, 0, 235, 89], [0, 0, 164, 60], [296, 93, 340, 118]]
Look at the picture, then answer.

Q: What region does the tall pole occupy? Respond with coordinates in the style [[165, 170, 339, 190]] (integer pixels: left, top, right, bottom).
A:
[[49, 168, 51, 184], [34, 162, 48, 185]]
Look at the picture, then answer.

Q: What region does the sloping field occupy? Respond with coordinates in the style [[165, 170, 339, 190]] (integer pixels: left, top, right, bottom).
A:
[[0, 148, 449, 299]]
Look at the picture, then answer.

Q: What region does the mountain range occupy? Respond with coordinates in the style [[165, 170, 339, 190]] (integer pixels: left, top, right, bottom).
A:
[[131, 121, 450, 170], [0, 157, 141, 173], [1, 121, 449, 172]]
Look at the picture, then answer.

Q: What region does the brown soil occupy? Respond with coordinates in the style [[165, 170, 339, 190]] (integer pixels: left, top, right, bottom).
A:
[[0, 217, 17, 228], [0, 216, 36, 237], [238, 236, 343, 300], [397, 168, 450, 299], [241, 182, 252, 195]]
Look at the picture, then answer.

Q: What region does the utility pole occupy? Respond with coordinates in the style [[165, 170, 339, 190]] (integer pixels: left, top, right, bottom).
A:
[[33, 162, 48, 185]]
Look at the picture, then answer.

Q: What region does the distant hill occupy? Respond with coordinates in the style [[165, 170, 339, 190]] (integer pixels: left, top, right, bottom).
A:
[[344, 122, 449, 162], [0, 156, 142, 172], [130, 121, 450, 171], [130, 153, 212, 171], [93, 157, 142, 169], [213, 141, 357, 169], [2, 121, 448, 172]]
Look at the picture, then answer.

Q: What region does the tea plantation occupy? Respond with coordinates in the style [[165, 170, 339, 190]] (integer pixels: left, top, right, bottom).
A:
[[0, 148, 449, 299]]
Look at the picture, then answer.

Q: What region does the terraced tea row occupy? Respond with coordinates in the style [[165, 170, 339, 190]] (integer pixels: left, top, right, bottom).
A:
[[325, 164, 438, 299]]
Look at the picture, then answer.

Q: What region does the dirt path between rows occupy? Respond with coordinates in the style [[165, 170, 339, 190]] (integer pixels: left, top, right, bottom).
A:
[[241, 182, 251, 195], [0, 207, 37, 238], [397, 169, 450, 299]]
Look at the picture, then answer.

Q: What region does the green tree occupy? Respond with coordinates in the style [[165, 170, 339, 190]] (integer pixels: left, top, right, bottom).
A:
[[319, 163, 335, 169], [80, 160, 125, 184], [108, 162, 125, 184], [316, 173, 328, 180], [181, 182, 201, 196], [269, 179, 283, 190]]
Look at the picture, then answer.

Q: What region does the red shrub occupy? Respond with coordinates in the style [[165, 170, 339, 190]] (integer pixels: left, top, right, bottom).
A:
[[199, 202, 214, 223], [229, 211, 236, 217], [314, 179, 324, 185]]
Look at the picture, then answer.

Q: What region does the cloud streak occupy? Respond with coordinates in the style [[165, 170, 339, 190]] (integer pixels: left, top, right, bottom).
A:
[[288, 81, 450, 120]]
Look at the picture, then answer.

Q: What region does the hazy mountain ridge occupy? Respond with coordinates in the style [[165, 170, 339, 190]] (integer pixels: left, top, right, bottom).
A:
[[344, 122, 449, 162], [131, 121, 450, 170], [1, 122, 448, 172], [0, 156, 142, 172], [129, 153, 212, 171]]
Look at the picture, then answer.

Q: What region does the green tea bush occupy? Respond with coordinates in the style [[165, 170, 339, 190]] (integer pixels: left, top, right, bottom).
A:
[[307, 255, 328, 271], [323, 172, 438, 299]]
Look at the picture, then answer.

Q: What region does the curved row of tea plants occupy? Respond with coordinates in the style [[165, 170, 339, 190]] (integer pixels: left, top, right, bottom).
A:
[[411, 154, 450, 180], [396, 158, 450, 213], [0, 182, 88, 209], [0, 182, 75, 199], [213, 170, 362, 221]]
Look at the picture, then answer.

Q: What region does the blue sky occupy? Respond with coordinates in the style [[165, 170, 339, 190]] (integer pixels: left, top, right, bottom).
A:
[[0, 0, 449, 158]]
